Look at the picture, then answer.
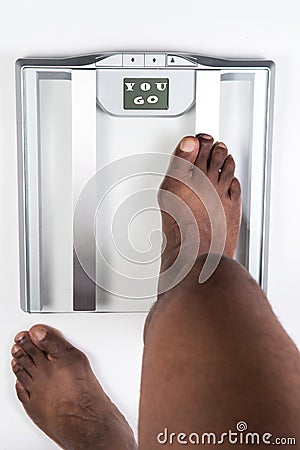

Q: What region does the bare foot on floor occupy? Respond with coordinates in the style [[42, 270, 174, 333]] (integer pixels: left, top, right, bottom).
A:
[[158, 133, 242, 271], [11, 324, 137, 450]]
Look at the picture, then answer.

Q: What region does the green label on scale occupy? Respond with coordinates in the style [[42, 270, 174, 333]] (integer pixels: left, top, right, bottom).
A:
[[123, 78, 169, 110]]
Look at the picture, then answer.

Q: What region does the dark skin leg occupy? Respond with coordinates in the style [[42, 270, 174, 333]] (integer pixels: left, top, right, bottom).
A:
[[138, 135, 300, 449], [139, 256, 300, 449]]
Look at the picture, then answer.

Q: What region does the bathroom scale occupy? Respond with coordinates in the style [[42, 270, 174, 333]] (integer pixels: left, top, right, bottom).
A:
[[16, 52, 275, 313]]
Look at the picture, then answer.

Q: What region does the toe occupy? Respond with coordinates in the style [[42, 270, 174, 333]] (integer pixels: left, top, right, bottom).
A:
[[11, 344, 36, 373], [11, 359, 32, 387], [15, 381, 30, 403], [174, 136, 199, 161], [29, 324, 75, 360], [14, 330, 28, 344], [11, 344, 35, 373], [11, 343, 26, 358], [229, 177, 242, 200], [194, 134, 214, 172], [166, 136, 199, 178], [219, 155, 236, 189], [207, 142, 228, 183], [14, 331, 45, 365]]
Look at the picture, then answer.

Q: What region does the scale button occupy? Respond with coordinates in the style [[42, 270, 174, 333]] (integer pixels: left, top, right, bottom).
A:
[[166, 55, 197, 66], [145, 54, 166, 67], [123, 54, 145, 67], [96, 54, 123, 67]]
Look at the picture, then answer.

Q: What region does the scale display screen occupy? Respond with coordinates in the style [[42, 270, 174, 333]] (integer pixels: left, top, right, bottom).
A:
[[123, 78, 169, 110]]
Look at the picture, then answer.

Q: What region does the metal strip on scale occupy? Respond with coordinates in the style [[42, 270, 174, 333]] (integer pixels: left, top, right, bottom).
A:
[[72, 70, 97, 311], [248, 70, 269, 286], [195, 70, 221, 140], [23, 69, 41, 312]]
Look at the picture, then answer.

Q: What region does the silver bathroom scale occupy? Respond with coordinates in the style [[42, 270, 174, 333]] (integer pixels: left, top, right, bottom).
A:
[[16, 52, 275, 313]]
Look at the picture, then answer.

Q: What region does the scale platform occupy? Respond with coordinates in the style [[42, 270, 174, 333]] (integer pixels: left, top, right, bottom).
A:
[[16, 52, 275, 313]]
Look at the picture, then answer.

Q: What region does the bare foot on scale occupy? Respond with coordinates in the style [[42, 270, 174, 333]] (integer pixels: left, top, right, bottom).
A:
[[158, 133, 242, 272]]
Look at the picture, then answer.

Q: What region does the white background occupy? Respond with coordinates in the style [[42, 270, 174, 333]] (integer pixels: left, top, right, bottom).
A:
[[1, 0, 300, 447]]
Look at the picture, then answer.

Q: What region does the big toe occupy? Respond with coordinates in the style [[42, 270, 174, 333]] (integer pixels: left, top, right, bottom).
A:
[[166, 136, 199, 177], [29, 325, 75, 360], [174, 136, 199, 161]]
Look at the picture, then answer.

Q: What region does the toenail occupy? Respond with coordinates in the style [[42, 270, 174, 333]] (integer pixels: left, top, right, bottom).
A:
[[198, 133, 213, 140], [180, 137, 196, 152], [32, 327, 47, 342], [15, 333, 25, 343], [227, 154, 234, 161], [12, 345, 23, 357], [11, 359, 17, 367], [217, 142, 227, 149]]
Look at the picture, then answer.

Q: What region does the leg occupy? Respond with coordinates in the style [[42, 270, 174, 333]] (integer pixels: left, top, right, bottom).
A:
[[11, 325, 137, 450], [138, 135, 300, 448]]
